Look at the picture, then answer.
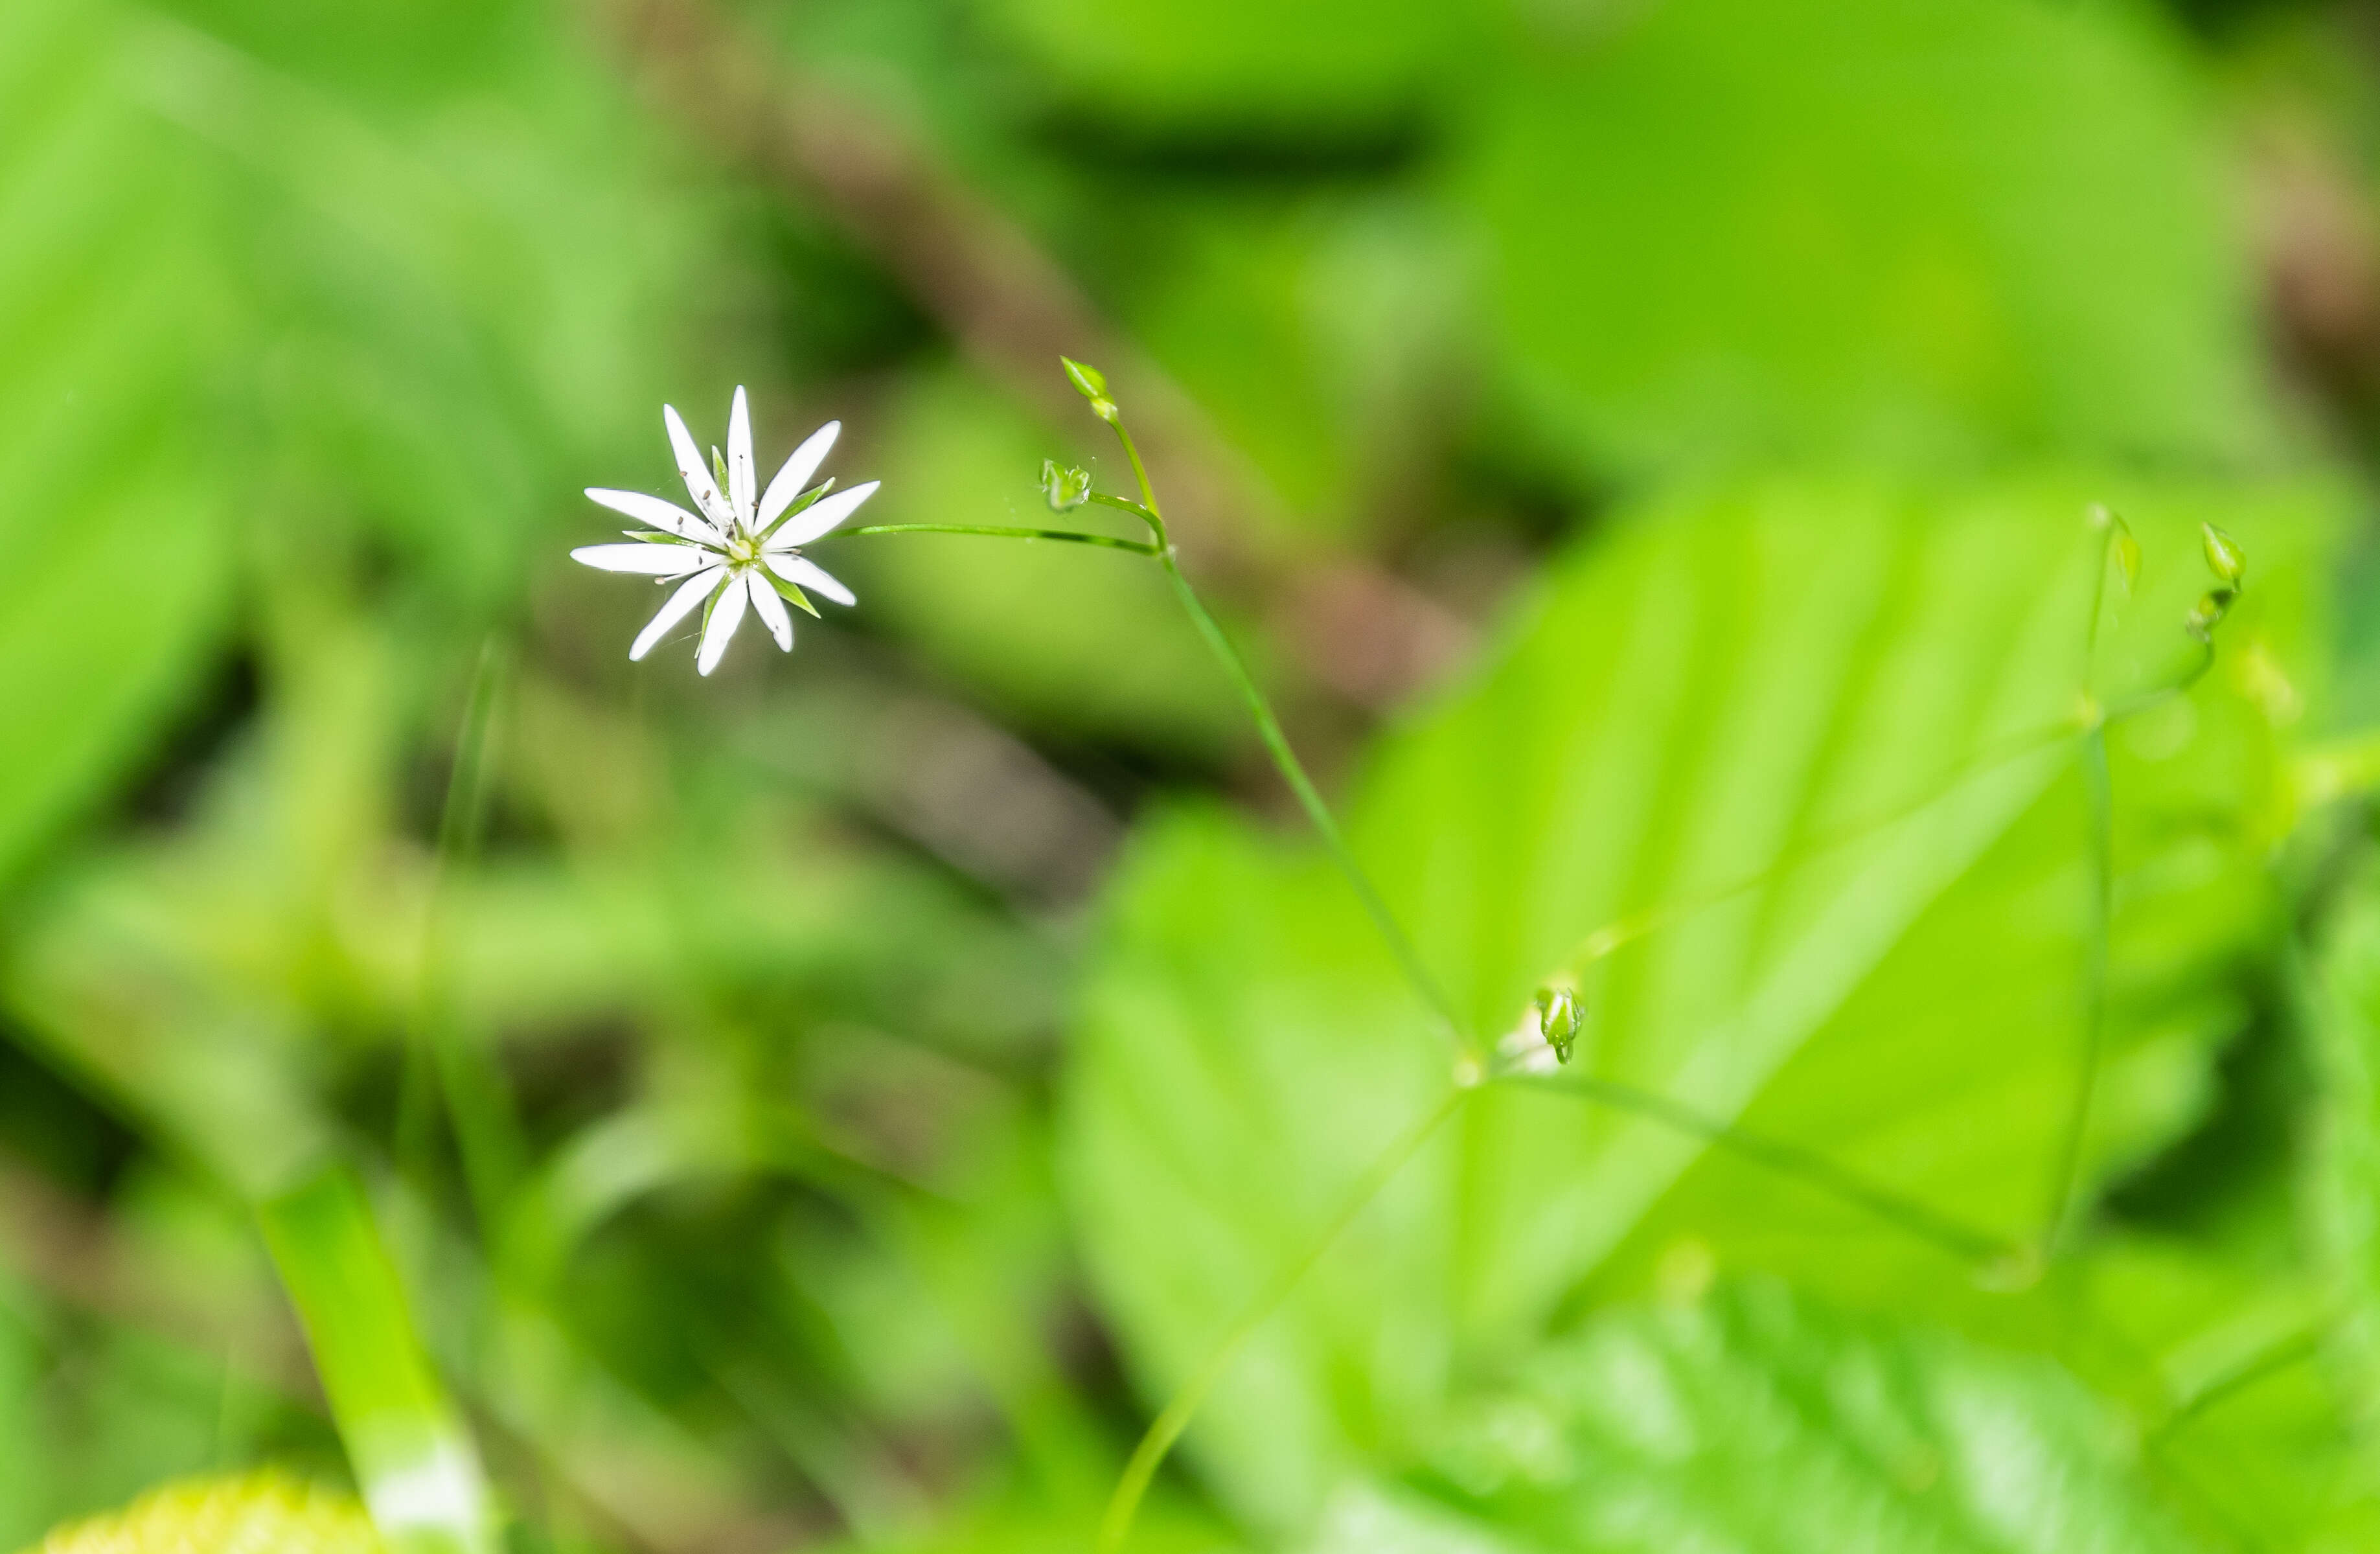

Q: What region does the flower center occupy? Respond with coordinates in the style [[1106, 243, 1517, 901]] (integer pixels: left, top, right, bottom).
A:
[[726, 534, 760, 567]]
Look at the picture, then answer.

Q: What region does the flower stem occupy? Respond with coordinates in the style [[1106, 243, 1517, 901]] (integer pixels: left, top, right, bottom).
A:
[[2044, 716, 2114, 1249], [1104, 419, 1472, 1051], [398, 635, 527, 1232], [1512, 1073, 2015, 1264], [1093, 1084, 1471, 1554], [2044, 520, 2144, 1251], [842, 522, 1159, 555]]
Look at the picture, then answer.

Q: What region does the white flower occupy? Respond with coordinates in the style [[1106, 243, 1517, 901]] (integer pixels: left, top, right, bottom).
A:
[[572, 387, 876, 674]]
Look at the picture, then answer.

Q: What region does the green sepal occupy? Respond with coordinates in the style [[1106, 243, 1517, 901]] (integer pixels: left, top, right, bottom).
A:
[[766, 572, 821, 618], [757, 479, 834, 545], [711, 445, 731, 491], [1533, 985, 1584, 1063], [625, 529, 697, 546], [1040, 457, 1094, 510]]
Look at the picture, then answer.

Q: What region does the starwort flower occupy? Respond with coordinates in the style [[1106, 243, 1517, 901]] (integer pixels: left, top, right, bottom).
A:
[[572, 388, 877, 674]]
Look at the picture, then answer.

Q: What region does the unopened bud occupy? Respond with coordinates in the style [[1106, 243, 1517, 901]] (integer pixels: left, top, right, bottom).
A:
[[1060, 356, 1120, 423], [1040, 458, 1093, 510], [2088, 506, 2140, 595], [2201, 522, 2246, 588], [1533, 986, 1583, 1064]]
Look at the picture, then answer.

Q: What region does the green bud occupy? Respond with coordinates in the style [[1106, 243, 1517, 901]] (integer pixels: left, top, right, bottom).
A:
[[2201, 522, 2246, 588], [1060, 356, 1120, 423], [2088, 505, 2140, 595], [1040, 458, 1093, 510], [1533, 986, 1583, 1064]]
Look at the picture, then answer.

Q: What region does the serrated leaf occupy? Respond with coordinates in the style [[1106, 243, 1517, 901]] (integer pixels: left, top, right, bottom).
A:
[[2294, 860, 2380, 1540], [1307, 1282, 2199, 1554], [1063, 474, 2326, 1529]]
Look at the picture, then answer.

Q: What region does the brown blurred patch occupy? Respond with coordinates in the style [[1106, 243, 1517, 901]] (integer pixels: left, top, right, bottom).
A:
[[586, 0, 1485, 714], [2250, 116, 2380, 428]]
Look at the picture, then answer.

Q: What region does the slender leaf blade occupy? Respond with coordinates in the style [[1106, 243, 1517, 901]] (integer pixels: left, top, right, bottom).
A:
[[259, 1169, 494, 1554]]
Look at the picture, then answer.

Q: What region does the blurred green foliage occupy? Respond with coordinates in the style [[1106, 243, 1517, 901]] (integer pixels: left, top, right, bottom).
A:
[[8, 0, 2380, 1549]]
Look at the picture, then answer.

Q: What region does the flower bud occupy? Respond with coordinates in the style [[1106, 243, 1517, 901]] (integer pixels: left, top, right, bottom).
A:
[[1040, 458, 1093, 510], [2201, 522, 2246, 588], [1060, 356, 1120, 422], [2087, 506, 2140, 595], [1533, 985, 1583, 1064]]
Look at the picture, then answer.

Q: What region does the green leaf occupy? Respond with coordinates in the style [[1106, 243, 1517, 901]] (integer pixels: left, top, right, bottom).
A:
[[0, 0, 235, 887], [1063, 474, 2328, 1529], [1117, 194, 1472, 542], [978, 0, 1470, 131], [1307, 1281, 2199, 1554], [259, 1169, 494, 1554], [143, 0, 699, 610], [1456, 0, 2275, 477], [2293, 857, 2380, 1542]]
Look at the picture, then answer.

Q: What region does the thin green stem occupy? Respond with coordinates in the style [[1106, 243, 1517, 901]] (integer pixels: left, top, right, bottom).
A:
[[1094, 1085, 1470, 1554], [1106, 420, 1470, 1049], [1555, 717, 2080, 978], [2045, 713, 2114, 1249], [2147, 1324, 2329, 1445], [2100, 638, 2214, 724], [2038, 521, 2135, 1251], [1087, 492, 1158, 522], [398, 638, 529, 1239], [1093, 1045, 2020, 1554], [841, 523, 1158, 555], [2081, 521, 2116, 694], [1507, 1073, 2016, 1265]]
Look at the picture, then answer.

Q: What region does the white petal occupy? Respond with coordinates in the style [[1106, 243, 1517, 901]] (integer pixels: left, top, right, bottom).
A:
[[586, 488, 721, 545], [764, 480, 878, 550], [663, 404, 734, 529], [572, 543, 712, 575], [765, 553, 856, 607], [757, 420, 840, 529], [727, 387, 756, 526], [748, 571, 794, 650], [696, 570, 750, 676], [630, 567, 726, 661]]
